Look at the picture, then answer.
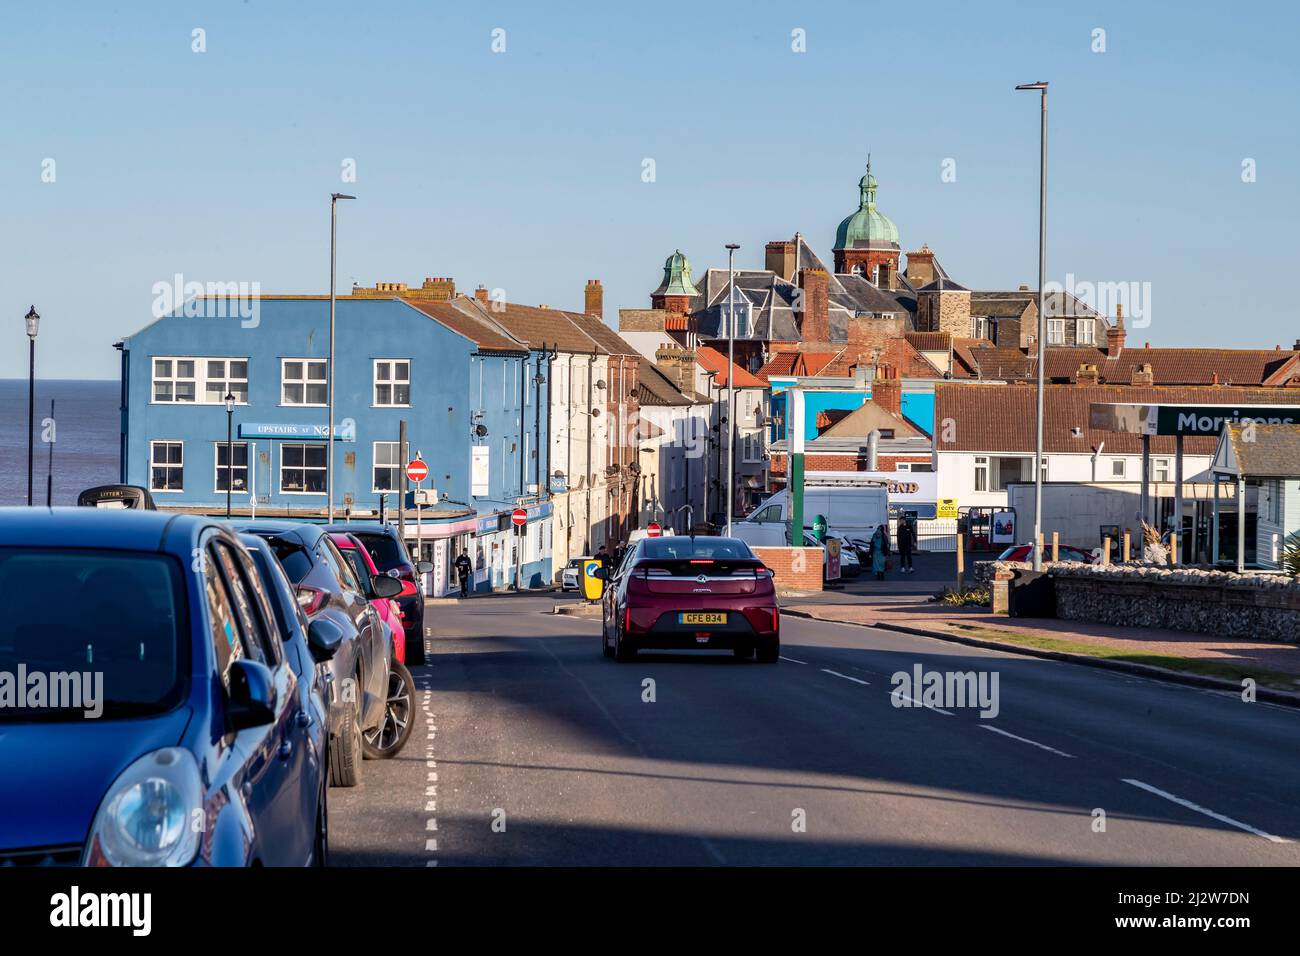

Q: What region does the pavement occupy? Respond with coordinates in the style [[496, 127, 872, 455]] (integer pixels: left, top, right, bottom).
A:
[[329, 591, 1300, 866]]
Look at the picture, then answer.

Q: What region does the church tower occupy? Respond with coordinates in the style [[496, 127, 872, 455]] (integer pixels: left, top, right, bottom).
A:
[[833, 157, 902, 287]]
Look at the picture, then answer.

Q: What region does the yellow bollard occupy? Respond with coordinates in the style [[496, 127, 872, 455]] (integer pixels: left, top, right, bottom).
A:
[[1122, 531, 1131, 563], [1102, 536, 1111, 566], [1051, 531, 1059, 563]]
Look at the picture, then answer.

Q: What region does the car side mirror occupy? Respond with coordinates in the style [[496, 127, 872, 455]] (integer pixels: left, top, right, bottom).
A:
[[372, 574, 403, 599], [416, 561, 434, 574], [226, 659, 277, 731], [307, 617, 344, 663]]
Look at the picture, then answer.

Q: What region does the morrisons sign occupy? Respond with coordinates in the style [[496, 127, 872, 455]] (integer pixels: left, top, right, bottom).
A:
[[1090, 402, 1300, 436]]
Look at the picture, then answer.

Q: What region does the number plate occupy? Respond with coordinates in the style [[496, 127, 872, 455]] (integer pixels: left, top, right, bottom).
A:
[[680, 612, 726, 625]]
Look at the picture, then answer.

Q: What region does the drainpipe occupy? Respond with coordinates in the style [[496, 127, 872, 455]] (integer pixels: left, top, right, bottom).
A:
[[533, 346, 543, 495], [544, 345, 555, 500], [586, 351, 595, 553], [518, 354, 527, 500]]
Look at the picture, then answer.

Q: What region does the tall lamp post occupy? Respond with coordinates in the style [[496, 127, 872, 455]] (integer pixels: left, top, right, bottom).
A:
[[224, 391, 236, 518], [327, 192, 356, 523], [24, 306, 40, 506], [724, 243, 740, 535], [1016, 81, 1048, 571]]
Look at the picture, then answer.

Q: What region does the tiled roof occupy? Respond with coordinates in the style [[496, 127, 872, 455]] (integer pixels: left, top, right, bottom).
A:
[[935, 383, 1300, 457], [1224, 424, 1300, 478], [695, 346, 766, 388], [905, 331, 954, 351], [447, 297, 602, 354], [637, 362, 694, 406], [403, 299, 527, 353], [820, 339, 942, 379], [566, 311, 642, 358], [1043, 347, 1300, 387]]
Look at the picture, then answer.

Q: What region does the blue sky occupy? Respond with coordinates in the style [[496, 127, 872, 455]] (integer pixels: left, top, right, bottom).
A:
[[2, 0, 1297, 379]]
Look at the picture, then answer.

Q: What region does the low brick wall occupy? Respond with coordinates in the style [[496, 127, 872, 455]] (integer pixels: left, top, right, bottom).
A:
[[1049, 565, 1300, 642], [753, 546, 824, 595]]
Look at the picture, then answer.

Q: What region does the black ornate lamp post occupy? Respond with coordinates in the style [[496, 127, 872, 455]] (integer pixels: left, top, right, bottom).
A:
[[225, 391, 236, 518], [24, 306, 40, 506]]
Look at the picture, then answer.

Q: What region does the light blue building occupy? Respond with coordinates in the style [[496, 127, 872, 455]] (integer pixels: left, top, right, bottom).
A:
[[116, 293, 553, 592]]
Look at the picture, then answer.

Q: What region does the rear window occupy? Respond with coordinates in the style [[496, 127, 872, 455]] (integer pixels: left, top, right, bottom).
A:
[[639, 537, 755, 561], [352, 532, 408, 571], [341, 549, 372, 591], [262, 537, 314, 584], [0, 548, 187, 721]]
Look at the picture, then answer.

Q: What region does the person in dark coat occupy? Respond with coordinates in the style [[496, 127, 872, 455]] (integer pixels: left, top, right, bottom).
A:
[[897, 520, 914, 573], [870, 525, 888, 580], [455, 551, 472, 598]]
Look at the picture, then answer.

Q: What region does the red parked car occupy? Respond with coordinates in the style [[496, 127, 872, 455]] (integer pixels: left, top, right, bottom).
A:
[[329, 532, 415, 758], [599, 536, 780, 663]]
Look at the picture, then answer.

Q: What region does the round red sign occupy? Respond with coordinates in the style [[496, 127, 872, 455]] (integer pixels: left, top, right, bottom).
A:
[[405, 459, 429, 483], [647, 522, 662, 537], [511, 508, 528, 527]]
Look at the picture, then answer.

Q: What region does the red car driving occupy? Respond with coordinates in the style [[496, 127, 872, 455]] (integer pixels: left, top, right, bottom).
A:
[[600, 536, 780, 663]]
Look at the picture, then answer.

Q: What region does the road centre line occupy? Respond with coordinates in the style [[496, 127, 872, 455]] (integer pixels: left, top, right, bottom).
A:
[[821, 668, 870, 685], [1122, 778, 1288, 844], [980, 724, 1074, 758]]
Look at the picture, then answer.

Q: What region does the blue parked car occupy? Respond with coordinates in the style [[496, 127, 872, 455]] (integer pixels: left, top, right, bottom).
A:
[[0, 508, 339, 866]]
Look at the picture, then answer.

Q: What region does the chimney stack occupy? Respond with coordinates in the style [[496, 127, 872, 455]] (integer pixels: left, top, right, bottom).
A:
[[765, 241, 796, 281], [655, 347, 697, 394], [798, 268, 831, 345], [474, 285, 489, 305], [1076, 363, 1100, 386], [1131, 363, 1154, 387], [905, 244, 936, 289], [584, 279, 603, 320], [872, 364, 902, 415], [1106, 305, 1126, 357]]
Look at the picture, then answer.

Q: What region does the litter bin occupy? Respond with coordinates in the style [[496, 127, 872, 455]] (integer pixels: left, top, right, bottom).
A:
[[1007, 569, 1056, 618]]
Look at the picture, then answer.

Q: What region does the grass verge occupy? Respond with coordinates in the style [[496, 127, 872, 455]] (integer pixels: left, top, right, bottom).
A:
[[943, 623, 1300, 692]]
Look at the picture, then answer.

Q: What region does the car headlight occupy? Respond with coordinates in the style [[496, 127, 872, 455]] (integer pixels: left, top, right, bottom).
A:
[[84, 748, 204, 867]]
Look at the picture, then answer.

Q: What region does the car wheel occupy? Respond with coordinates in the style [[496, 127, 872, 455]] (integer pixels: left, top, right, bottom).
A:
[[312, 790, 329, 867], [614, 615, 636, 663], [601, 609, 614, 658], [756, 639, 780, 664], [362, 661, 415, 758], [330, 696, 363, 787], [733, 646, 754, 660]]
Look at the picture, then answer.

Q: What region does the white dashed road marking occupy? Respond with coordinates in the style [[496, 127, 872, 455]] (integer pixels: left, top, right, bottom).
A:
[[980, 724, 1074, 758], [1122, 778, 1288, 844], [821, 668, 870, 686]]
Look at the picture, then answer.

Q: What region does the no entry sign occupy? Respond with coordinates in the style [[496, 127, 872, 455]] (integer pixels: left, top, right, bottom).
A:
[[511, 508, 528, 527], [646, 522, 662, 537], [406, 459, 429, 483]]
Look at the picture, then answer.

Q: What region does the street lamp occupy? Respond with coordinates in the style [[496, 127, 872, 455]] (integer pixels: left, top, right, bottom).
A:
[[327, 192, 356, 523], [1016, 81, 1048, 571], [224, 391, 236, 519], [24, 306, 40, 506], [724, 243, 740, 536]]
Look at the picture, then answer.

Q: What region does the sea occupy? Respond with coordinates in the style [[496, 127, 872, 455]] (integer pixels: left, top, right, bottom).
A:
[[0, 379, 120, 506]]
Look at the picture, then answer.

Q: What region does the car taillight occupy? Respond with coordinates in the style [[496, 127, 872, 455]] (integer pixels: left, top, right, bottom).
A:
[[296, 585, 328, 616], [623, 605, 631, 633]]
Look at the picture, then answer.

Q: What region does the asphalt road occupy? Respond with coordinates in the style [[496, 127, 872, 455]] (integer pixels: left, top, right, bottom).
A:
[[330, 592, 1300, 866]]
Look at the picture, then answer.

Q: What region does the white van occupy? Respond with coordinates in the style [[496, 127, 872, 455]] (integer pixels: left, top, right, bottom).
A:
[[732, 485, 889, 546]]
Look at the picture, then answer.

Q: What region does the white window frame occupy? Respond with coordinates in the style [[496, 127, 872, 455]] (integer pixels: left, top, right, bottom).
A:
[[281, 359, 328, 407], [1153, 457, 1171, 483], [1046, 319, 1066, 345], [149, 440, 185, 492], [1111, 458, 1127, 479], [151, 357, 249, 405], [214, 441, 250, 494], [974, 456, 989, 493], [373, 359, 411, 408], [279, 442, 328, 495], [372, 441, 401, 492], [1076, 318, 1096, 346]]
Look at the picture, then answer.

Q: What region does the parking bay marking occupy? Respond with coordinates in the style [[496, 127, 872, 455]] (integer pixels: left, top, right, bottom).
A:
[[981, 725, 1074, 758], [1122, 778, 1288, 844]]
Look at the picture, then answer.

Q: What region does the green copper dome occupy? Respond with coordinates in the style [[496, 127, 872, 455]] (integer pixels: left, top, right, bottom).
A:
[[834, 158, 899, 250], [653, 249, 700, 297]]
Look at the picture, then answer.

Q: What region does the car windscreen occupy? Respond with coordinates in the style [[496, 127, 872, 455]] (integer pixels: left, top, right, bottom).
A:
[[0, 548, 187, 722], [352, 532, 407, 572], [639, 538, 756, 561]]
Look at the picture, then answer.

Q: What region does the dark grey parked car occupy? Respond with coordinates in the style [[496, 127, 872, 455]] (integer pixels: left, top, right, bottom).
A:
[[233, 520, 399, 787]]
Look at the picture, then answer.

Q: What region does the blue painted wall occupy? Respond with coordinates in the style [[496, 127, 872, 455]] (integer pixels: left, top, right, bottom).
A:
[[768, 383, 936, 441], [119, 298, 547, 522]]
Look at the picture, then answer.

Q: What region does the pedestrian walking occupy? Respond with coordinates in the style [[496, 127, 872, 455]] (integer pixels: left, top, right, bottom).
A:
[[897, 519, 914, 573], [455, 550, 472, 598]]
